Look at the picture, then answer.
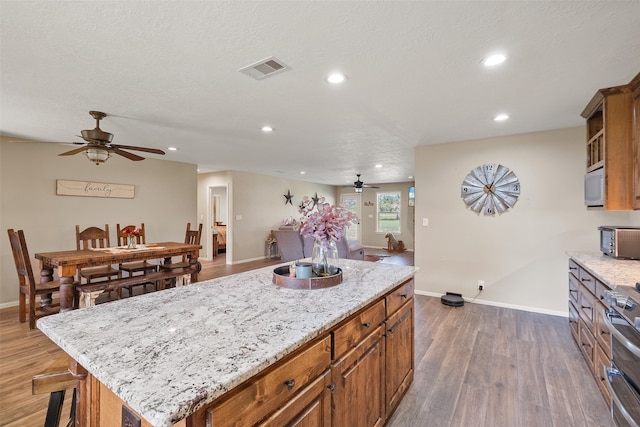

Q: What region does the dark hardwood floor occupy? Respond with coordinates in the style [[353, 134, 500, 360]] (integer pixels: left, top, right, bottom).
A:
[[0, 249, 610, 426]]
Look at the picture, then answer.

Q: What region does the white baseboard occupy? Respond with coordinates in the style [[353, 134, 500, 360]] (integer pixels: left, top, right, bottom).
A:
[[0, 300, 19, 309], [415, 290, 568, 318]]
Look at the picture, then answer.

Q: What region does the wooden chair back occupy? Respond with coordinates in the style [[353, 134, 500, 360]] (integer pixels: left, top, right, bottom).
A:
[[76, 225, 111, 250], [116, 223, 147, 246], [185, 223, 203, 245], [7, 228, 37, 295], [7, 228, 61, 328]]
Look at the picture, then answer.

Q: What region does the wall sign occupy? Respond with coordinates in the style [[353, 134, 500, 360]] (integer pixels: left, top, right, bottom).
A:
[[56, 179, 135, 199]]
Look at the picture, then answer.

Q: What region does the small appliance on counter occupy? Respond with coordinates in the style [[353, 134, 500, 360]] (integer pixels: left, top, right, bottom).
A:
[[599, 226, 640, 260]]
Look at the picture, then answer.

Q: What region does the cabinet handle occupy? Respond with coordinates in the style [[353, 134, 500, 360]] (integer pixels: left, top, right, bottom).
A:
[[570, 267, 577, 270], [600, 329, 610, 336], [581, 277, 591, 282], [388, 326, 395, 334], [401, 294, 407, 299], [327, 384, 335, 393], [581, 305, 591, 310], [284, 379, 295, 390], [362, 322, 371, 328]]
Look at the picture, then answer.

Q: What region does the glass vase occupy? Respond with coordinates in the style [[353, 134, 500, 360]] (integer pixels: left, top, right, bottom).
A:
[[127, 235, 137, 249], [311, 238, 338, 277]]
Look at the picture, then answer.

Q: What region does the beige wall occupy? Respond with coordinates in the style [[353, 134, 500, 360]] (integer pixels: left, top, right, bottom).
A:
[[198, 171, 336, 263], [414, 126, 639, 315], [336, 183, 415, 250], [0, 137, 197, 306]]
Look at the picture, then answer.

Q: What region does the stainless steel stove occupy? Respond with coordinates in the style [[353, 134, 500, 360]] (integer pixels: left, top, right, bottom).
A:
[[604, 285, 640, 427]]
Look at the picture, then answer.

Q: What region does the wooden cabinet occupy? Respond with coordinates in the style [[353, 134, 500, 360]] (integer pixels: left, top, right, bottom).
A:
[[385, 299, 414, 416], [632, 73, 640, 210], [581, 72, 639, 210], [331, 325, 386, 427], [568, 259, 612, 407]]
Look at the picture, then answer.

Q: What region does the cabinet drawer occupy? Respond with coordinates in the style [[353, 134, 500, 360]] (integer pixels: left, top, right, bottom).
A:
[[595, 343, 611, 408], [332, 299, 385, 360], [578, 318, 595, 374], [569, 300, 580, 344], [568, 272, 580, 306], [594, 302, 611, 355], [578, 267, 597, 295], [207, 335, 331, 427], [595, 279, 611, 305], [569, 259, 580, 277], [578, 285, 595, 330], [386, 279, 414, 317]]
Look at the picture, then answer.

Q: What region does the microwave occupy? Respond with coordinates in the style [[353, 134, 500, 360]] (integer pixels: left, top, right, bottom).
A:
[[585, 168, 604, 207], [599, 226, 640, 259]]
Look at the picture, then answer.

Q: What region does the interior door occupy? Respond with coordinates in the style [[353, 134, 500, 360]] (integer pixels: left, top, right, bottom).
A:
[[340, 194, 361, 242]]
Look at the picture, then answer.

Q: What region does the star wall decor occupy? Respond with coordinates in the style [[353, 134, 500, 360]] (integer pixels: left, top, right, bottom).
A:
[[284, 190, 294, 205], [311, 192, 320, 207]]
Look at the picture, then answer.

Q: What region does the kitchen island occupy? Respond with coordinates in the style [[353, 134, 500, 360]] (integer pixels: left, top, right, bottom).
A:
[[38, 259, 417, 427]]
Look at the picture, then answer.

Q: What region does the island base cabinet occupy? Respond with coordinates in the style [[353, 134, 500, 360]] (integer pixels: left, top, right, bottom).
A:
[[385, 300, 414, 417], [331, 325, 386, 427], [259, 370, 331, 427]]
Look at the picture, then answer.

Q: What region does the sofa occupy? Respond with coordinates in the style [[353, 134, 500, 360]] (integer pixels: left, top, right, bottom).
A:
[[272, 229, 364, 262]]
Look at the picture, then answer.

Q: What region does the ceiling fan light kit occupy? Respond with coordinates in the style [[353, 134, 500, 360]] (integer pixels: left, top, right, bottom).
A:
[[85, 147, 110, 165], [353, 174, 379, 193]]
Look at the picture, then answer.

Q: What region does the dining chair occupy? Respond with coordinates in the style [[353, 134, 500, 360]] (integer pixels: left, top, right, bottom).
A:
[[75, 224, 122, 296], [32, 354, 79, 427], [160, 223, 203, 286], [116, 223, 158, 295], [7, 229, 62, 329]]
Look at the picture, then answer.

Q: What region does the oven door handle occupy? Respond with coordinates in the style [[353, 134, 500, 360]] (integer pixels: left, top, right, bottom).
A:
[[605, 310, 640, 358], [604, 366, 640, 427]]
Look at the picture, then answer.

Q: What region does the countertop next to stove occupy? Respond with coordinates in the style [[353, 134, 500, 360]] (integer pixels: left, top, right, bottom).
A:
[[567, 251, 640, 290]]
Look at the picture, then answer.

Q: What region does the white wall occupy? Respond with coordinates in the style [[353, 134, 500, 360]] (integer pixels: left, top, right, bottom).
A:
[[1, 137, 197, 306], [414, 126, 639, 315], [198, 171, 336, 263]]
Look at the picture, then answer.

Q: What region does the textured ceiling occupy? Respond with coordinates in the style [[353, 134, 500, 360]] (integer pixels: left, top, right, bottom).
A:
[[1, 1, 639, 186]]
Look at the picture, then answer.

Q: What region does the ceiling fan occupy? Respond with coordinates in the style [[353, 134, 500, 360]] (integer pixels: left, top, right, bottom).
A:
[[353, 174, 379, 193], [57, 111, 165, 165]]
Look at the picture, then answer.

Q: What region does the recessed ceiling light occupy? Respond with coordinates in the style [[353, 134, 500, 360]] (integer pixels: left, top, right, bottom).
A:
[[375, 164, 382, 168], [261, 126, 273, 132], [408, 176, 413, 179], [168, 147, 178, 151], [493, 114, 510, 121], [482, 54, 507, 67], [326, 72, 347, 84], [300, 171, 306, 175]]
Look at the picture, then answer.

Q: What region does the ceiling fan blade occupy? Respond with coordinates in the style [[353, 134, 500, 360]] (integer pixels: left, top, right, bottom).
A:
[[363, 184, 380, 188], [58, 146, 89, 156], [111, 147, 145, 161], [111, 144, 165, 155]]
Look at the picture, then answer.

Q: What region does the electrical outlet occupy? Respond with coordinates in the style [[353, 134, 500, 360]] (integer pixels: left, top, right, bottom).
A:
[[478, 280, 485, 291]]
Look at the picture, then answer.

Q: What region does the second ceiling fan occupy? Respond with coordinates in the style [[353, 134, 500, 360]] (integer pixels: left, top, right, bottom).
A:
[[58, 111, 165, 165], [353, 174, 379, 193]]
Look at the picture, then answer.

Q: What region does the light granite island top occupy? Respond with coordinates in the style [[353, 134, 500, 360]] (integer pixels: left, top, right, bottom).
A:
[[567, 251, 640, 288], [38, 259, 417, 427]]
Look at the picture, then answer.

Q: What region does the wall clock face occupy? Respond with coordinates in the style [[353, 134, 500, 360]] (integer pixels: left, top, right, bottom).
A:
[[461, 164, 520, 215]]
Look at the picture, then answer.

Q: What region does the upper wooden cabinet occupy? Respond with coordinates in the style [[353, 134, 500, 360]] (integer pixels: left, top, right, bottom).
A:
[[581, 72, 640, 210]]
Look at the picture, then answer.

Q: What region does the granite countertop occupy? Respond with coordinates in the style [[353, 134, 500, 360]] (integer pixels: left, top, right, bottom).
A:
[[38, 259, 417, 427], [567, 251, 640, 289]]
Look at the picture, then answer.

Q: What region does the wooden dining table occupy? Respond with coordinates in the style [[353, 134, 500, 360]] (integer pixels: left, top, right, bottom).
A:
[[35, 242, 201, 311]]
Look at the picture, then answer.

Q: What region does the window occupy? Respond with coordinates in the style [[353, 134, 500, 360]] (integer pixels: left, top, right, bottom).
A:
[[377, 192, 401, 234]]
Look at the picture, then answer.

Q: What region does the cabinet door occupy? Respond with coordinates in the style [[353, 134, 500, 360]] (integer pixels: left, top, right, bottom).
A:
[[385, 299, 414, 416], [260, 370, 331, 427], [331, 325, 385, 427]]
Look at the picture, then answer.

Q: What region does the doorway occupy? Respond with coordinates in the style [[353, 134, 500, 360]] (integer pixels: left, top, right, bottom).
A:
[[340, 193, 361, 242], [209, 186, 228, 262]]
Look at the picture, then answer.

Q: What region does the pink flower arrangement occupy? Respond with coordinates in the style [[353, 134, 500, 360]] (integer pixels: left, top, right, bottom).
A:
[[298, 196, 357, 242], [122, 226, 140, 237]]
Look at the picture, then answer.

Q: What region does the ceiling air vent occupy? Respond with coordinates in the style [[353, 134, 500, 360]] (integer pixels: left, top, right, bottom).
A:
[[239, 56, 291, 80]]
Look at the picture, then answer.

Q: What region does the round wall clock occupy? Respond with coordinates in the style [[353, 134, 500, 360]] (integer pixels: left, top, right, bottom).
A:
[[461, 163, 520, 215]]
